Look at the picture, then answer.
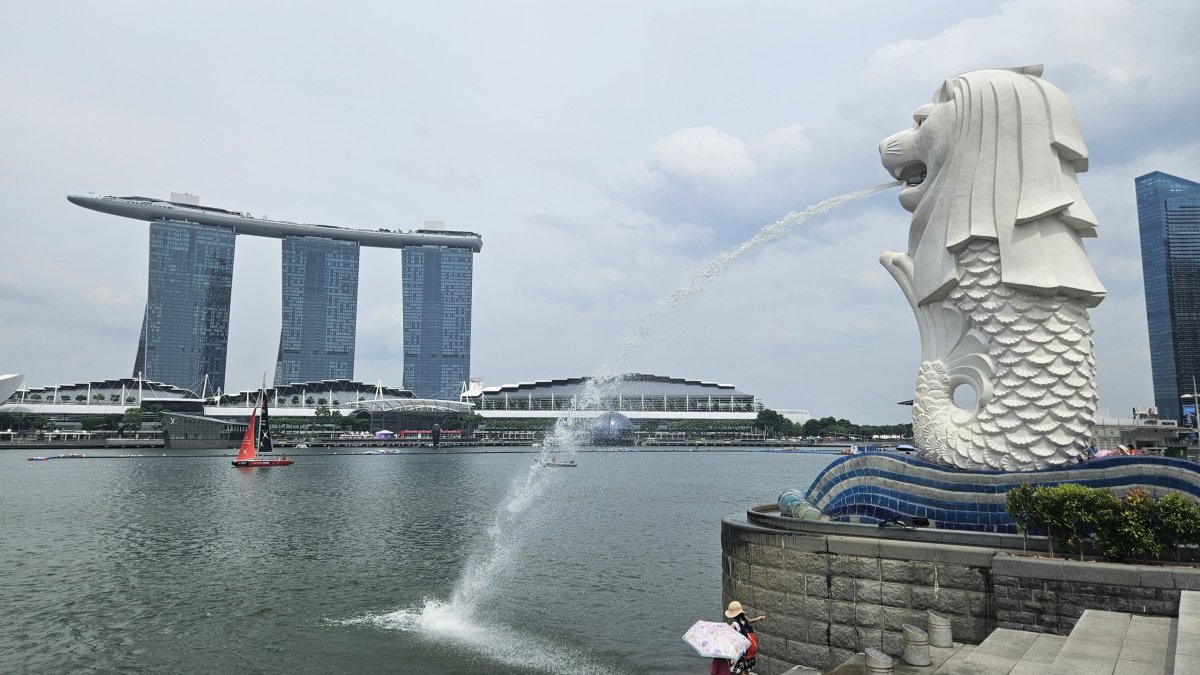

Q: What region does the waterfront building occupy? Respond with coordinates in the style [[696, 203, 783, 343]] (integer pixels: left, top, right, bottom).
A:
[[1136, 172, 1200, 420], [464, 374, 763, 443], [402, 239, 474, 399], [275, 236, 360, 385], [467, 374, 760, 417], [0, 377, 202, 417], [134, 219, 235, 394], [68, 194, 481, 395], [1, 378, 472, 437]]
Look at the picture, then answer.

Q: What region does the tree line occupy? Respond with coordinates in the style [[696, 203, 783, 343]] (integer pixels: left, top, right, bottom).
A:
[[755, 410, 912, 439]]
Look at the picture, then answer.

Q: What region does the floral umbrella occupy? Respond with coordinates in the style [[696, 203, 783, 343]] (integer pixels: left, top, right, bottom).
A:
[[682, 620, 750, 659]]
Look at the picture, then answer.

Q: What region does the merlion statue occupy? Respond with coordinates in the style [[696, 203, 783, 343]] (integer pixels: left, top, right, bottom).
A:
[[878, 65, 1106, 471]]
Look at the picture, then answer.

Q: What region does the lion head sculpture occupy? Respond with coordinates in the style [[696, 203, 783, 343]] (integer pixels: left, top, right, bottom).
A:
[[879, 65, 1105, 307]]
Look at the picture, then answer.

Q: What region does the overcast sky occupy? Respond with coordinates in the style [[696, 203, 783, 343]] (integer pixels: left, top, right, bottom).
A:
[[3, 0, 1199, 423]]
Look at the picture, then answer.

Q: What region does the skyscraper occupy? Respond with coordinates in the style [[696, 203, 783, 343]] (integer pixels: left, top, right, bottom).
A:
[[402, 246, 474, 399], [1136, 171, 1200, 419], [133, 219, 235, 394], [275, 236, 360, 385], [71, 194, 482, 399]]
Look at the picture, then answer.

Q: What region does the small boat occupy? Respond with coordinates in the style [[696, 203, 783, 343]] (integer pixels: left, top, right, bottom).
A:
[[27, 453, 85, 461], [232, 393, 293, 468], [540, 455, 577, 468]]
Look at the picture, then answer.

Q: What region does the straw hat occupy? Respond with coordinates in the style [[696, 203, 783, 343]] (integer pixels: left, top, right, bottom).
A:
[[725, 601, 745, 619]]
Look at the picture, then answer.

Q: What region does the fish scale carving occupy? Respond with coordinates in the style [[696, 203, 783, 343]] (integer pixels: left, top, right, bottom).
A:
[[909, 240, 1097, 470]]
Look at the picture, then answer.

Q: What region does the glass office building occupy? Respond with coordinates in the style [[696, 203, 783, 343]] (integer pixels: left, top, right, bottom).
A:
[[275, 236, 360, 385], [402, 246, 474, 399], [1137, 171, 1200, 420], [72, 194, 481, 402], [133, 220, 235, 394]]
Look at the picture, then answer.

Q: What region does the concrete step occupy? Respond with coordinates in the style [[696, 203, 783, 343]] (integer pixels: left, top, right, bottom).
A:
[[932, 628, 1040, 674], [927, 644, 975, 673], [1174, 590, 1200, 674], [1047, 609, 1174, 675], [1006, 634, 1066, 675]]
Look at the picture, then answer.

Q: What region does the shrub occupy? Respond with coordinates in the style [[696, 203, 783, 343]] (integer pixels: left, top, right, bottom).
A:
[[1005, 484, 1039, 553], [1155, 493, 1200, 562], [1035, 483, 1117, 559], [1004, 483, 1200, 563], [1093, 488, 1161, 562]]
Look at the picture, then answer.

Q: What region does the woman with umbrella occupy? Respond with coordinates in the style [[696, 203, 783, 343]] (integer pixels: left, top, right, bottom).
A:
[[725, 601, 765, 674], [681, 619, 749, 674]]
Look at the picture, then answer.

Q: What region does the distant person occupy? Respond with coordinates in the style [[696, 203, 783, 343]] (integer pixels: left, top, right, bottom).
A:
[[725, 601, 764, 674], [1086, 439, 1098, 460]]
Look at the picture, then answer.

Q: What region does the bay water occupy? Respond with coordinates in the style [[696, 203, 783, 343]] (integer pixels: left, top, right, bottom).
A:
[[1, 448, 835, 674]]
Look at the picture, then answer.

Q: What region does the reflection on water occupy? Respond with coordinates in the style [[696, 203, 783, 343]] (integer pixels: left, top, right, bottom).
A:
[[0, 449, 833, 674]]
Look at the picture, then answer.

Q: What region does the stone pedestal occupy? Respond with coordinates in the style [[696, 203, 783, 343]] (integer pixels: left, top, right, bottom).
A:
[[927, 610, 953, 648], [865, 648, 893, 674], [901, 623, 931, 666]]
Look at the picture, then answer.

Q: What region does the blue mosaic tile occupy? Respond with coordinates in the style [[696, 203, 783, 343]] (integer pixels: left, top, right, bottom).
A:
[[798, 454, 1200, 532]]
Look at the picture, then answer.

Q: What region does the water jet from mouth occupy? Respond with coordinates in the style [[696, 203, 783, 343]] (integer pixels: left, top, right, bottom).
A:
[[361, 179, 901, 667]]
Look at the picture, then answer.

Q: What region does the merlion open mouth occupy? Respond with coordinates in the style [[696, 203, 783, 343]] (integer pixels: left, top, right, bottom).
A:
[[897, 161, 927, 187]]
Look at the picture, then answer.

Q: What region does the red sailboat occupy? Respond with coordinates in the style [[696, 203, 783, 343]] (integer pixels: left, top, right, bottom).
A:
[[232, 393, 293, 468]]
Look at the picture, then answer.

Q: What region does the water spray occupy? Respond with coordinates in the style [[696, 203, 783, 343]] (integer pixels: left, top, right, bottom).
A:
[[358, 180, 901, 667]]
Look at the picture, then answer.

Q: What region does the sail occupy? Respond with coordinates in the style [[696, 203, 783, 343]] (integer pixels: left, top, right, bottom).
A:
[[259, 394, 273, 454], [236, 406, 259, 461]]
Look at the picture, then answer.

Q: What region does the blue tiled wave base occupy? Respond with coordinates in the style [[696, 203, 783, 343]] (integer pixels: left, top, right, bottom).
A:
[[802, 453, 1200, 533]]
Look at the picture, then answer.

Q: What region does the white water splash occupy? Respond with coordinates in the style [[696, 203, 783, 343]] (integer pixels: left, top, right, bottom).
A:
[[354, 181, 899, 668], [339, 600, 614, 675]]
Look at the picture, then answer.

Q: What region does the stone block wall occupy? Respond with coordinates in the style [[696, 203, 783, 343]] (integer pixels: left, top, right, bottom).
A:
[[990, 554, 1200, 634], [723, 511, 1200, 675]]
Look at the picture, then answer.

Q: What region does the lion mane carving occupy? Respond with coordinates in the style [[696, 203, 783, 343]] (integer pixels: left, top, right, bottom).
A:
[[879, 65, 1106, 471]]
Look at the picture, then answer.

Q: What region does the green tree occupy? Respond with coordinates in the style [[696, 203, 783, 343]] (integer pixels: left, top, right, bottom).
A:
[[313, 406, 331, 425], [443, 413, 483, 432], [82, 414, 123, 432], [121, 407, 143, 433], [1035, 483, 1118, 560], [1092, 488, 1160, 562], [0, 413, 49, 431], [1004, 484, 1040, 554], [1153, 493, 1200, 562], [755, 408, 796, 438]]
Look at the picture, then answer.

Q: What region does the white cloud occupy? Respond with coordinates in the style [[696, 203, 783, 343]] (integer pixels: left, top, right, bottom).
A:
[[86, 286, 132, 306], [650, 126, 757, 184], [2, 0, 1196, 422], [749, 124, 812, 173]]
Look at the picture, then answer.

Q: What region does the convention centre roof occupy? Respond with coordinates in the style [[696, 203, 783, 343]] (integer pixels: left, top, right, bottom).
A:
[[476, 373, 749, 398]]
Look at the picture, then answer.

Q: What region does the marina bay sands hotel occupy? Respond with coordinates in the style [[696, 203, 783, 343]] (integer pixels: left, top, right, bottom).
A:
[[68, 193, 482, 399]]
